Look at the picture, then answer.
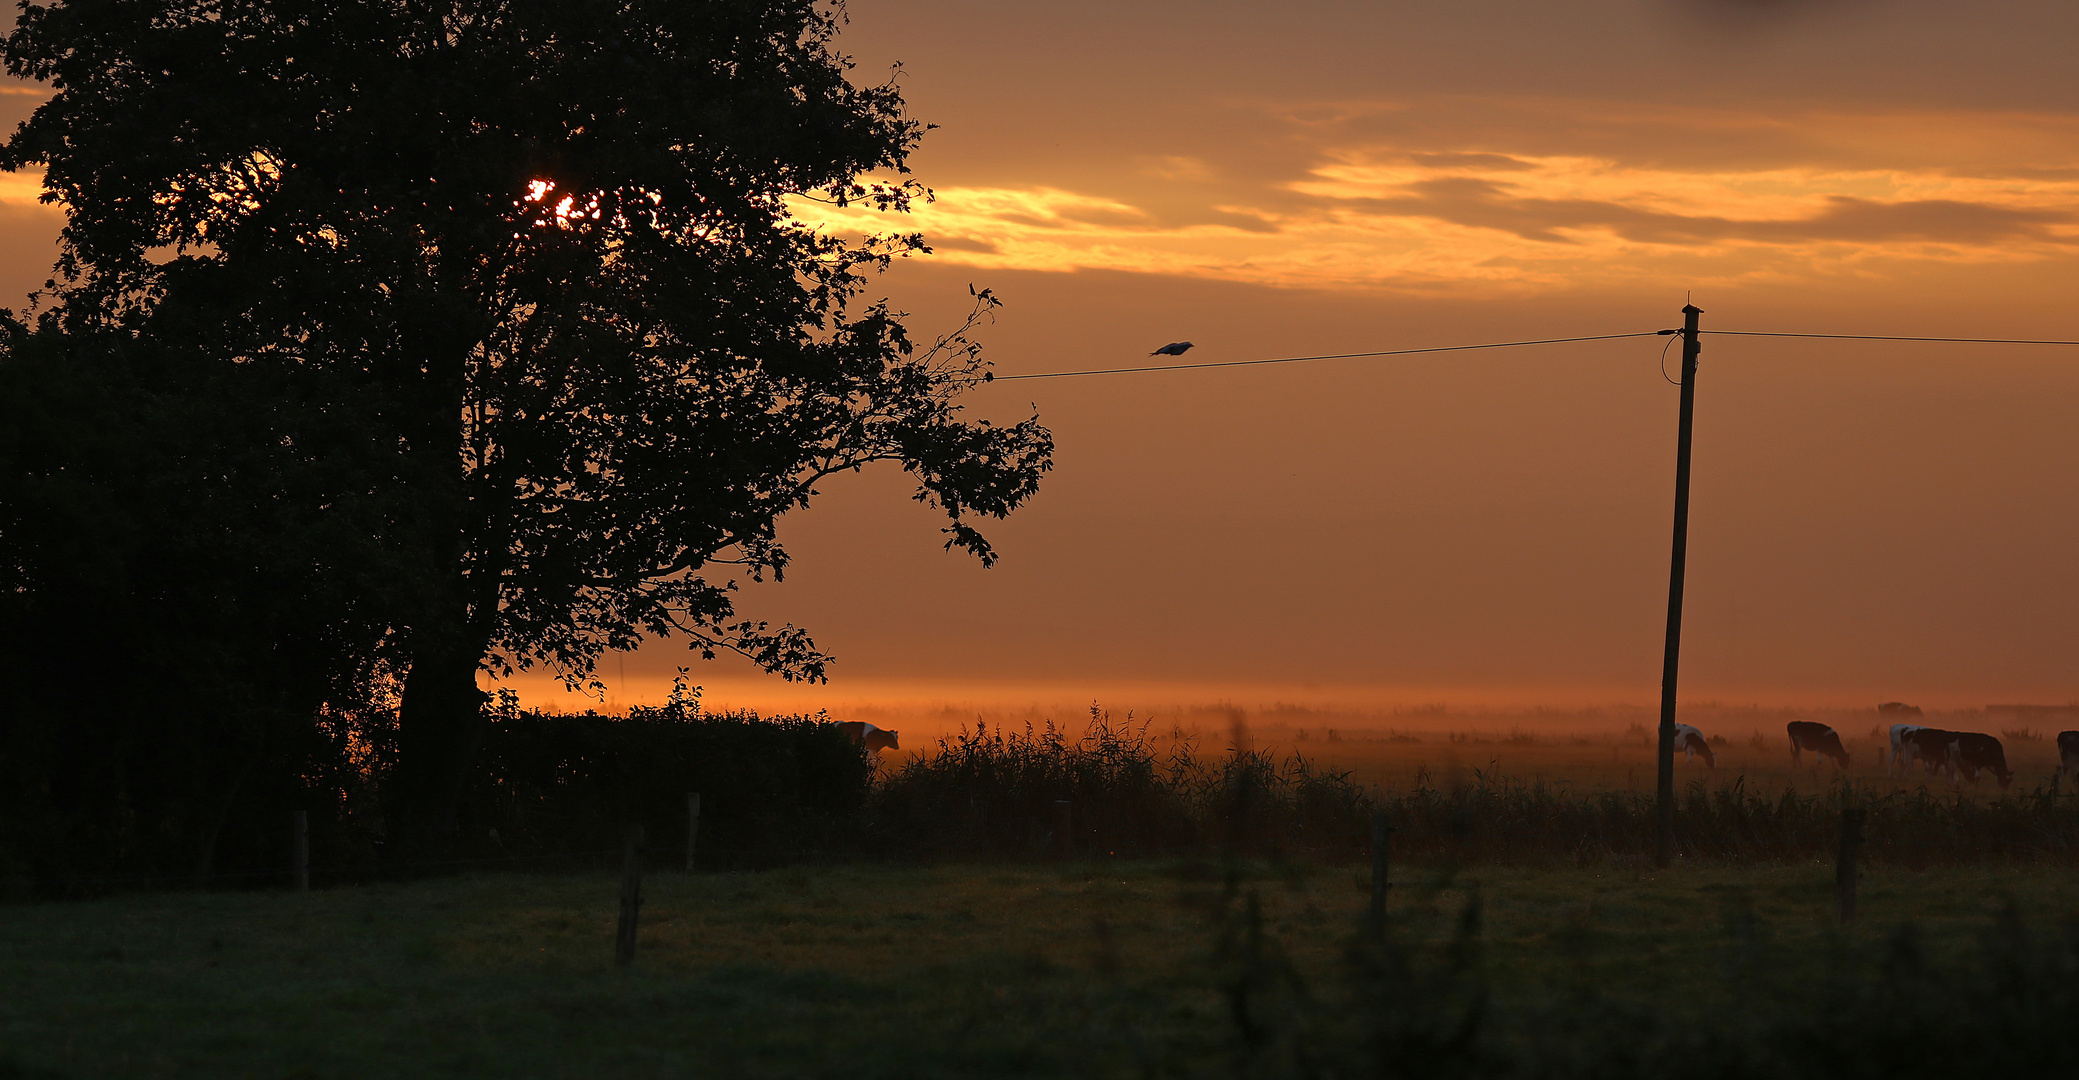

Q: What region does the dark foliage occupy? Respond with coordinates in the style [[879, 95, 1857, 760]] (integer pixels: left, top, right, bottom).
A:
[[14, 685, 2079, 897], [0, 326, 393, 897], [1, 0, 1052, 850], [467, 690, 874, 869], [1, 691, 874, 894], [1185, 887, 2079, 1078]]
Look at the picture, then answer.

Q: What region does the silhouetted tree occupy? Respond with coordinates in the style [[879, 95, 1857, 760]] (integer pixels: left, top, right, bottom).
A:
[[2, 0, 1052, 846]]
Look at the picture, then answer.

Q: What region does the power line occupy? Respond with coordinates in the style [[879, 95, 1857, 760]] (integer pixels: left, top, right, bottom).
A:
[[1706, 330, 2079, 346], [984, 326, 2079, 384], [988, 331, 1666, 382]]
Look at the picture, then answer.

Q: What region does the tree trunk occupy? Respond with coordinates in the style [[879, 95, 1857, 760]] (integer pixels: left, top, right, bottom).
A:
[[394, 642, 490, 853], [388, 278, 494, 855], [193, 739, 260, 887]]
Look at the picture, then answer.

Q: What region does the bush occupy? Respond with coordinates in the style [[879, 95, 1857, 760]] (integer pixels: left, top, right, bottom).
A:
[[0, 691, 390, 900], [466, 688, 873, 870]]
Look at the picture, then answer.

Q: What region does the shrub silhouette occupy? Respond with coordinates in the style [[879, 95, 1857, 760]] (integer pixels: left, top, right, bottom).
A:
[[868, 708, 1375, 860]]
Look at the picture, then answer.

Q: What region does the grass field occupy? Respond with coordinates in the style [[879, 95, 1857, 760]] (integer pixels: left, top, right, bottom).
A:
[[6, 857, 2078, 1078]]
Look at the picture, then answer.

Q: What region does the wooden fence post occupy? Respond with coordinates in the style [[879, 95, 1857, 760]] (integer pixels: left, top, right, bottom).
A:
[[615, 825, 644, 967], [1368, 813, 1393, 937], [1055, 800, 1073, 860], [292, 810, 309, 893], [685, 793, 701, 873], [1836, 807, 1863, 925]]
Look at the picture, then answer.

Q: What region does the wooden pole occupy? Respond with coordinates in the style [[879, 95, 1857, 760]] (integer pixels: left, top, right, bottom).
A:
[[292, 810, 309, 893], [685, 792, 701, 873], [1055, 800, 1073, 860], [1656, 303, 1703, 869], [615, 824, 644, 967], [1368, 814, 1393, 936], [1836, 807, 1863, 924]]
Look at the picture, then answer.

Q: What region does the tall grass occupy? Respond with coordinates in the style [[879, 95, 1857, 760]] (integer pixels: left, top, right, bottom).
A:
[[867, 709, 2079, 866], [1377, 772, 2079, 865], [1191, 880, 2079, 1078], [867, 709, 1371, 860]]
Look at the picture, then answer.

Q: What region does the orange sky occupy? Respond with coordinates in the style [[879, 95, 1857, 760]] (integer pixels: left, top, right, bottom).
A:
[[6, 2, 2077, 721]]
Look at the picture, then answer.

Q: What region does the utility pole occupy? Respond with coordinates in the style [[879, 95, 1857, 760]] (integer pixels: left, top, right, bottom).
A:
[[1656, 303, 1702, 869]]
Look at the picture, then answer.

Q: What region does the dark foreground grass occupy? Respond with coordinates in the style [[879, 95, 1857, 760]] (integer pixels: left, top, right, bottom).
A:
[[4, 859, 2079, 1078]]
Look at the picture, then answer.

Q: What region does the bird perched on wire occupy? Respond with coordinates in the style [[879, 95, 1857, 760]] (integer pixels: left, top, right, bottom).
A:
[[1149, 341, 1194, 357]]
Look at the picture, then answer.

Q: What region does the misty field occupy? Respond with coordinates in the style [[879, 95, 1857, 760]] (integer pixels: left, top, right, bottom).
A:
[[869, 704, 2076, 800], [5, 858, 2078, 1078], [1270, 722, 2070, 797]]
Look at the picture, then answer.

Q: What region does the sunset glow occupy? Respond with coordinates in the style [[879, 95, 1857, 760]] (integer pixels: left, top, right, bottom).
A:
[[4, 1, 2077, 720], [18, 9, 2079, 1070], [791, 101, 2079, 293]]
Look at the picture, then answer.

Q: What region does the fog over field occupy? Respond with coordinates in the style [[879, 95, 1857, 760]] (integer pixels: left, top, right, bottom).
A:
[[496, 666, 2075, 798]]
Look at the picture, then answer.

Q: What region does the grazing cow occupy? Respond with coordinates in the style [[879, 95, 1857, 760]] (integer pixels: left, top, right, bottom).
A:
[[835, 721, 900, 754], [2058, 731, 2079, 781], [1888, 723, 1924, 778], [1787, 721, 1850, 769], [1949, 732, 2013, 789], [1900, 727, 1959, 781], [1877, 702, 1923, 719], [1673, 723, 1715, 768]]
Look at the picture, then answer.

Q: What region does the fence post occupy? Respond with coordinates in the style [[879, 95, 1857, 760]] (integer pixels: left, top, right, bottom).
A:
[[1368, 813, 1393, 937], [685, 792, 701, 873], [615, 824, 644, 967], [1836, 807, 1863, 925], [1055, 800, 1073, 860], [292, 810, 309, 893]]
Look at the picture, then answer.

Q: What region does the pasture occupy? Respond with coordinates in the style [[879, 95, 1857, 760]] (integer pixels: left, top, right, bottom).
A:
[[5, 857, 2078, 1078]]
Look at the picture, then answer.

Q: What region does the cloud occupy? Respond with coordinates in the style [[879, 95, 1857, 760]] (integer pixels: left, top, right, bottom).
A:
[[0, 170, 55, 209], [792, 116, 2079, 294], [1326, 178, 2074, 248], [927, 235, 999, 254], [1407, 152, 1538, 172], [1746, 196, 2072, 244]]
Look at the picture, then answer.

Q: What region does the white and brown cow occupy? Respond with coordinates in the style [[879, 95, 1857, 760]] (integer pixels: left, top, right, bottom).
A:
[[1887, 723, 1924, 778], [1948, 731, 2013, 789], [835, 721, 900, 754], [1899, 727, 1959, 781], [2059, 731, 2079, 782], [1673, 722, 1715, 768], [1787, 721, 1850, 769]]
